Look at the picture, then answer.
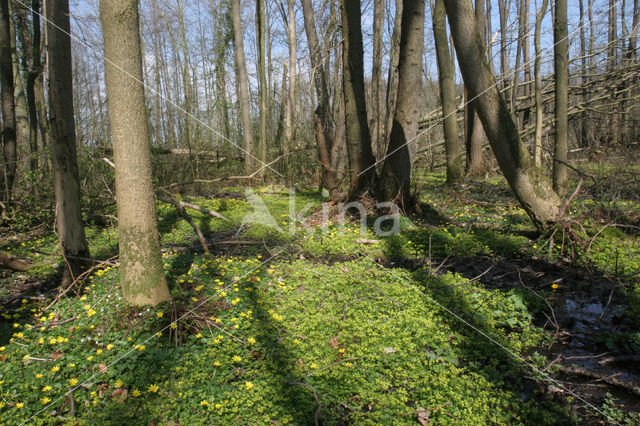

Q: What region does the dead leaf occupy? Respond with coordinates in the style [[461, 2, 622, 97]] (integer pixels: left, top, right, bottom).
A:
[[417, 406, 430, 425], [329, 336, 339, 348], [112, 388, 128, 403], [51, 351, 64, 360], [98, 363, 108, 373]]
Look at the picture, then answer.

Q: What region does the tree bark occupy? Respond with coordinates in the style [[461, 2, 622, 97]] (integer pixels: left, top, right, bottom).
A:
[[533, 0, 548, 166], [339, 0, 377, 198], [256, 0, 268, 178], [100, 0, 171, 306], [553, 0, 568, 196], [0, 0, 17, 201], [433, 0, 462, 185], [443, 0, 562, 230], [231, 0, 254, 175], [376, 0, 425, 210], [370, 0, 384, 158], [301, 0, 338, 195], [283, 0, 296, 173], [46, 0, 91, 286]]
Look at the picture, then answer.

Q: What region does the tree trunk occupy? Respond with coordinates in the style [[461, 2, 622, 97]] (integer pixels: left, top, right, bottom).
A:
[[301, 0, 338, 195], [339, 0, 377, 198], [370, 0, 384, 158], [553, 0, 568, 196], [383, 0, 403, 157], [231, 0, 254, 175], [256, 0, 268, 178], [433, 0, 462, 185], [533, 0, 548, 166], [45, 0, 91, 285], [376, 0, 425, 210], [9, 8, 30, 172], [0, 0, 17, 201], [283, 0, 296, 173], [443, 0, 562, 230], [100, 0, 171, 306], [464, 0, 487, 176]]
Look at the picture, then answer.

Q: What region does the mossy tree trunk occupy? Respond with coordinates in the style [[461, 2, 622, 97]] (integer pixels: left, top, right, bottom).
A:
[[443, 0, 562, 230], [46, 0, 90, 285], [0, 0, 17, 201], [100, 0, 171, 306]]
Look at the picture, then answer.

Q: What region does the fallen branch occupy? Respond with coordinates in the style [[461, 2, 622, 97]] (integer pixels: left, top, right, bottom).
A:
[[559, 363, 640, 397], [0, 253, 31, 271], [157, 192, 210, 255]]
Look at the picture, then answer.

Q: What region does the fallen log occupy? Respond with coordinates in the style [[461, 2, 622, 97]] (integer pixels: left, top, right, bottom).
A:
[[0, 253, 32, 271], [559, 363, 640, 397]]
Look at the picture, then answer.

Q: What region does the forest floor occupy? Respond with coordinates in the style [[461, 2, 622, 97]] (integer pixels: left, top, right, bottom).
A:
[[1, 164, 639, 424]]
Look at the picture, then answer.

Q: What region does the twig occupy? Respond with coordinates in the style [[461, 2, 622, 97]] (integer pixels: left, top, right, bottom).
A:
[[289, 381, 322, 426]]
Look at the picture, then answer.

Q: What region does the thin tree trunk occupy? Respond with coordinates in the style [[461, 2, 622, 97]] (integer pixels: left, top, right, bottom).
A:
[[376, 0, 425, 209], [534, 0, 548, 166], [45, 0, 90, 285], [100, 0, 171, 306], [433, 0, 462, 185], [231, 0, 254, 175], [371, 0, 384, 158], [256, 0, 268, 178], [339, 0, 376, 197], [283, 0, 296, 173], [443, 0, 562, 230], [0, 0, 17, 201], [383, 0, 403, 158], [9, 8, 30, 171], [553, 0, 568, 196]]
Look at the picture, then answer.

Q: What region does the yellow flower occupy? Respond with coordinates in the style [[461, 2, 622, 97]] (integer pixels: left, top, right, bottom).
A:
[[96, 349, 103, 355], [132, 389, 141, 397], [42, 385, 52, 392], [41, 397, 51, 404], [0, 346, 5, 351], [35, 373, 43, 379], [195, 333, 203, 339], [147, 384, 159, 393], [15, 402, 24, 408], [48, 338, 57, 344], [215, 403, 222, 409], [551, 283, 559, 290], [247, 337, 256, 345], [69, 378, 78, 386], [86, 356, 94, 361], [156, 312, 163, 318], [213, 361, 221, 366], [156, 332, 162, 338], [67, 363, 75, 368], [170, 322, 177, 329], [51, 365, 60, 372], [200, 400, 209, 406], [310, 363, 317, 369], [86, 309, 96, 317], [244, 381, 254, 390], [114, 379, 123, 388], [232, 355, 242, 362], [106, 344, 114, 350]]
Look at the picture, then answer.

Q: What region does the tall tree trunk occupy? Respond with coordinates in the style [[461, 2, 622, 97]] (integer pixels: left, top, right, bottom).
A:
[[383, 0, 403, 157], [370, 0, 384, 158], [465, 0, 487, 176], [256, 0, 267, 178], [533, 0, 548, 166], [553, 0, 568, 196], [579, 0, 588, 148], [497, 0, 509, 88], [100, 0, 171, 306], [283, 0, 296, 173], [231, 0, 254, 175], [443, 0, 562, 230], [301, 0, 337, 195], [339, 0, 376, 198], [0, 0, 16, 201], [376, 0, 425, 210], [9, 8, 30, 171], [433, 0, 462, 185], [45, 0, 90, 285]]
